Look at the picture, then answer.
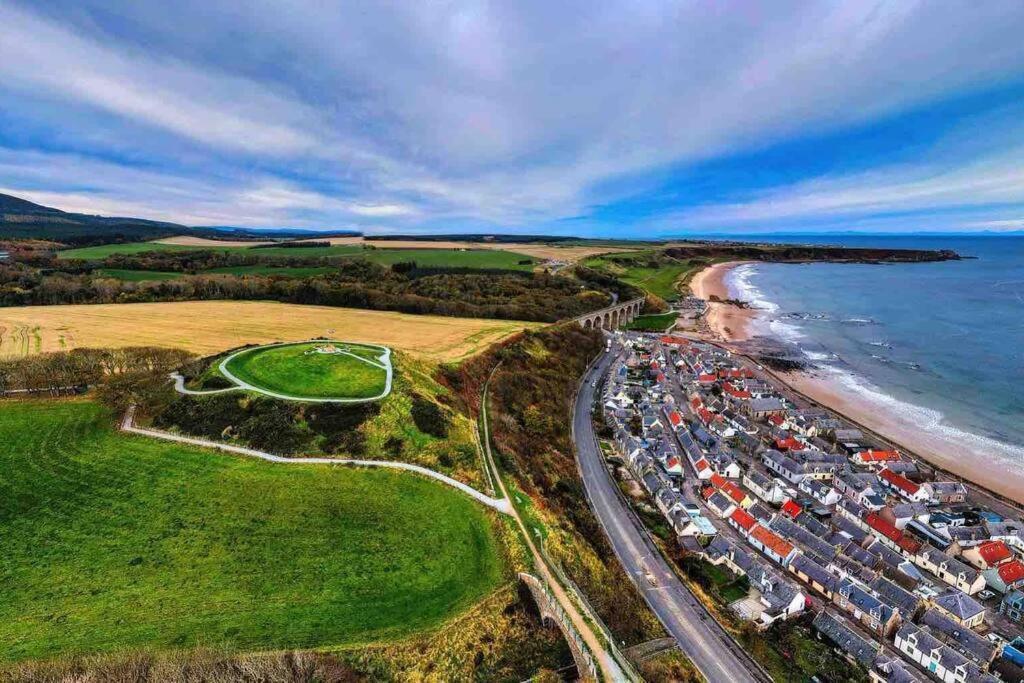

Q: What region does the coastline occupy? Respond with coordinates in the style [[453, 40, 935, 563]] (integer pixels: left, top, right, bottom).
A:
[[688, 261, 756, 342], [689, 261, 1024, 506]]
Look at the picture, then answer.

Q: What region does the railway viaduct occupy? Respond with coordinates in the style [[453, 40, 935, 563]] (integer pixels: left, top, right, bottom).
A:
[[574, 297, 644, 330]]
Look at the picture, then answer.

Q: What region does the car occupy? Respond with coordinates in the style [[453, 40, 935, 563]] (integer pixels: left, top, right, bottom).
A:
[[987, 633, 1004, 644], [979, 589, 995, 600]]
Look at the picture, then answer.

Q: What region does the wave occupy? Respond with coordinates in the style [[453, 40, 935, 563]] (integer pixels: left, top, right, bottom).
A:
[[727, 264, 804, 341], [819, 364, 1024, 472]]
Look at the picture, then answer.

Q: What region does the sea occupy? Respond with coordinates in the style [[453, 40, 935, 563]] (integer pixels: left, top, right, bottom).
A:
[[721, 235, 1024, 472]]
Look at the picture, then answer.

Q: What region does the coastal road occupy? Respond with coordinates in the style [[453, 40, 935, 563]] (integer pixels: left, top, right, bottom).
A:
[[573, 346, 768, 683]]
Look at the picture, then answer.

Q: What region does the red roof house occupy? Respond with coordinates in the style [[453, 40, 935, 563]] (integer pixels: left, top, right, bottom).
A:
[[998, 560, 1024, 587], [979, 540, 1013, 567], [667, 410, 683, 427], [865, 512, 923, 555], [729, 507, 758, 534], [775, 437, 803, 451], [781, 499, 803, 518]]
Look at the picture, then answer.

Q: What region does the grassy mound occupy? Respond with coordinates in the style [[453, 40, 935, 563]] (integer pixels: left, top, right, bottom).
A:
[[223, 342, 389, 400], [0, 400, 505, 663]]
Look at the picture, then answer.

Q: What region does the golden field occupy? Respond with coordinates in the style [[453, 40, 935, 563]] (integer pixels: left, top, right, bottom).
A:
[[154, 235, 631, 262], [0, 301, 538, 361]]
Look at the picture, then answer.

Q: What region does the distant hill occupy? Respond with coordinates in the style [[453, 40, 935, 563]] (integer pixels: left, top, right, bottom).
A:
[[0, 192, 191, 246], [0, 192, 363, 245]]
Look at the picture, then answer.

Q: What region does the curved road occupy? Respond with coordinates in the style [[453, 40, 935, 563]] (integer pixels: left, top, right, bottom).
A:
[[573, 346, 768, 683]]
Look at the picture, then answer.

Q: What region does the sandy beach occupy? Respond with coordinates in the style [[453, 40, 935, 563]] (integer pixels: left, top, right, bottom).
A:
[[690, 261, 1024, 505], [689, 261, 757, 342], [776, 367, 1024, 504]]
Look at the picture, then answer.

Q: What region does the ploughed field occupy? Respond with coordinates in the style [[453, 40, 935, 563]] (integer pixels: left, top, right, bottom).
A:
[[0, 400, 505, 663], [0, 301, 537, 361], [222, 341, 389, 400]]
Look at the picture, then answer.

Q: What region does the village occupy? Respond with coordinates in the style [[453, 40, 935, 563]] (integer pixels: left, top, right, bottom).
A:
[[598, 331, 1024, 683]]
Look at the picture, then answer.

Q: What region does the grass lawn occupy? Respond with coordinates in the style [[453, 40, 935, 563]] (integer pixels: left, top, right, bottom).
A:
[[623, 312, 678, 331], [223, 341, 389, 399], [0, 400, 506, 663], [58, 242, 236, 259], [95, 268, 184, 281]]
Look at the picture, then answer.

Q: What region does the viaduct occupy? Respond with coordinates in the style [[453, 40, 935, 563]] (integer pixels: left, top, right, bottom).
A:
[[574, 297, 644, 330]]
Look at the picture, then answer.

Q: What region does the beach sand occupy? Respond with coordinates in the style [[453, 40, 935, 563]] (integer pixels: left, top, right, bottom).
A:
[[689, 261, 1024, 505], [689, 261, 757, 342], [778, 368, 1024, 505]]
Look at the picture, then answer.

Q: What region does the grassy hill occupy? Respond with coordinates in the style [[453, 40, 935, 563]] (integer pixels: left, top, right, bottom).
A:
[[0, 400, 506, 663], [0, 193, 189, 246]]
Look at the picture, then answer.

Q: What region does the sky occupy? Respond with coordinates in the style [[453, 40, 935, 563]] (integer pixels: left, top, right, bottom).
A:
[[1, 1, 1023, 237]]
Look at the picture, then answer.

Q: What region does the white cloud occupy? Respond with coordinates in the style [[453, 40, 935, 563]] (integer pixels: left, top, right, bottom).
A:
[[2, 0, 1024, 230]]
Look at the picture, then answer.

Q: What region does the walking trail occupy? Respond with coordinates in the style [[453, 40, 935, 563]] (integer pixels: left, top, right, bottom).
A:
[[120, 407, 512, 515]]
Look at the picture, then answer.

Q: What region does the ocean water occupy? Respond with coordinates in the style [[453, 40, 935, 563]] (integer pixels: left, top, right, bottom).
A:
[[724, 235, 1024, 469]]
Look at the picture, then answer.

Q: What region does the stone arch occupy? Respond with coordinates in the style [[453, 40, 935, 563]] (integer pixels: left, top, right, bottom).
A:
[[603, 312, 610, 328], [594, 316, 603, 330], [583, 318, 592, 329], [611, 310, 619, 328]]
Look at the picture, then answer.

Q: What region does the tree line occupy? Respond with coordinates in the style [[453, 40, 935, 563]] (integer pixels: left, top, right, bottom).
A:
[[1, 251, 633, 322]]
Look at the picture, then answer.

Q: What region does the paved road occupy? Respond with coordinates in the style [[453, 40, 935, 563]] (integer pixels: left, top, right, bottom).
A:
[[573, 347, 768, 683], [121, 408, 512, 515]]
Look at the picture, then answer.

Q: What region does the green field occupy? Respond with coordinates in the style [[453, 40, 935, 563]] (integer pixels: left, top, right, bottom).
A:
[[59, 242, 537, 271], [584, 250, 698, 300], [623, 312, 678, 331], [223, 341, 390, 400], [0, 400, 505, 663], [95, 268, 184, 281], [204, 265, 339, 277]]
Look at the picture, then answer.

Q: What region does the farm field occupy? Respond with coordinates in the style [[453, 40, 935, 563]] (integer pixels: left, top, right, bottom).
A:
[[58, 241, 537, 270], [157, 235, 634, 263], [0, 301, 538, 361], [222, 341, 389, 400], [95, 268, 183, 281], [0, 400, 506, 663]]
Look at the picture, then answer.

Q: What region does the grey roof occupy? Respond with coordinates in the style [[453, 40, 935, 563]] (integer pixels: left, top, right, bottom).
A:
[[837, 578, 896, 624], [872, 656, 928, 683], [812, 611, 879, 667], [791, 553, 839, 593], [921, 547, 979, 582], [834, 516, 869, 544], [869, 575, 921, 618], [707, 491, 734, 512], [837, 498, 867, 519], [920, 608, 997, 665], [794, 511, 830, 537], [705, 535, 733, 563], [749, 397, 786, 413], [896, 622, 997, 683], [747, 502, 775, 524], [772, 516, 838, 561], [934, 590, 985, 622], [842, 540, 878, 568], [947, 525, 991, 544]]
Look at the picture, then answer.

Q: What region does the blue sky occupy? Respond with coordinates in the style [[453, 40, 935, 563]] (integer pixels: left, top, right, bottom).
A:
[[1, 1, 1023, 236]]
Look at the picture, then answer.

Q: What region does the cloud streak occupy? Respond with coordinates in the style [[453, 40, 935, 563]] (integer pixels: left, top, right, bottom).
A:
[[1, 0, 1023, 233]]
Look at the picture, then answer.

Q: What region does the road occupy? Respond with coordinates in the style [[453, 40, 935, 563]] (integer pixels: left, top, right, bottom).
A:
[[573, 346, 768, 683]]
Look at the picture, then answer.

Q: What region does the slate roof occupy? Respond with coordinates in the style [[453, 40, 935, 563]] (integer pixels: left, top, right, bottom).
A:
[[934, 590, 985, 622], [920, 608, 997, 665], [812, 611, 880, 667]]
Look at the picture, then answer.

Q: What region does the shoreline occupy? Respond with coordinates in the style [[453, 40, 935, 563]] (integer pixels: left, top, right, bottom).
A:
[[689, 261, 1024, 507], [688, 261, 756, 342]]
